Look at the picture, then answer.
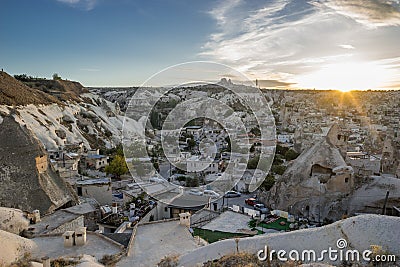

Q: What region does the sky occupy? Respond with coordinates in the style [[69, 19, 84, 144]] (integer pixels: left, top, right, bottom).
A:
[[1, 0, 400, 90]]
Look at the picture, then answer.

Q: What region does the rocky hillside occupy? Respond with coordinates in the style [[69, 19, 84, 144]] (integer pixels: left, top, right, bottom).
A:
[[0, 71, 144, 151], [0, 115, 77, 214], [23, 78, 89, 102], [0, 229, 37, 265], [0, 71, 60, 106], [0, 70, 89, 106]]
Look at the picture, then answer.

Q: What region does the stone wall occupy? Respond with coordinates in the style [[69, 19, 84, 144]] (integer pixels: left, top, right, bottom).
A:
[[47, 215, 84, 234]]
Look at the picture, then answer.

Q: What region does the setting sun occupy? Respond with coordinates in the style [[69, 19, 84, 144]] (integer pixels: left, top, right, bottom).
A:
[[296, 62, 392, 91]]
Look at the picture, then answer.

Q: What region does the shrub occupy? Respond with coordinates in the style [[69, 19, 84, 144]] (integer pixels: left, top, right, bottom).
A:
[[158, 254, 179, 267]]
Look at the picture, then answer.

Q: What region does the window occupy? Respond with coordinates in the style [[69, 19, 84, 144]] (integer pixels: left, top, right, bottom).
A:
[[345, 178, 349, 183], [77, 187, 83, 196], [77, 234, 82, 237], [164, 207, 168, 212], [65, 236, 69, 240]]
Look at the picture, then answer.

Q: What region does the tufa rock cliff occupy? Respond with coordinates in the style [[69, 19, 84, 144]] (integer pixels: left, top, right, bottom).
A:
[[0, 114, 77, 214], [265, 124, 354, 222]]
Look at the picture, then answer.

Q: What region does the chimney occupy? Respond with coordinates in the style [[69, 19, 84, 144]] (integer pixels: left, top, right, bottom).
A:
[[32, 210, 41, 223], [62, 231, 75, 247], [42, 257, 50, 267], [75, 227, 87, 246], [179, 212, 191, 227], [112, 203, 118, 214]]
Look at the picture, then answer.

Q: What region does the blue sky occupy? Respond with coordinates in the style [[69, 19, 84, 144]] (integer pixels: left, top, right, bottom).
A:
[[0, 0, 215, 86], [1, 0, 400, 89]]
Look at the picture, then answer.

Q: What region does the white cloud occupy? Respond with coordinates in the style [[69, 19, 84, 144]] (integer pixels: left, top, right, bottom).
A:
[[58, 0, 80, 4], [339, 44, 355, 49], [57, 0, 98, 11], [200, 0, 400, 89], [318, 0, 400, 28], [80, 68, 101, 72]]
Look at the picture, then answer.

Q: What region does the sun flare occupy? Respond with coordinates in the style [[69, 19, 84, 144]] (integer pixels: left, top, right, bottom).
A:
[[296, 62, 391, 91]]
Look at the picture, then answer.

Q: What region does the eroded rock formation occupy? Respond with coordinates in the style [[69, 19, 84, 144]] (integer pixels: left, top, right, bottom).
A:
[[266, 124, 354, 222], [0, 114, 76, 214]]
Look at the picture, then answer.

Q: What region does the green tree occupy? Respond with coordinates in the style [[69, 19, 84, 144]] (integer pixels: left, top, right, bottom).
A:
[[260, 174, 275, 191], [177, 176, 187, 182], [273, 155, 284, 165], [250, 127, 261, 136], [225, 136, 231, 151], [186, 177, 199, 187], [152, 160, 160, 172], [150, 111, 160, 129], [247, 155, 260, 169], [276, 144, 289, 155], [271, 165, 286, 175], [52, 73, 61, 80], [105, 155, 128, 178], [187, 138, 196, 149], [284, 149, 300, 161]]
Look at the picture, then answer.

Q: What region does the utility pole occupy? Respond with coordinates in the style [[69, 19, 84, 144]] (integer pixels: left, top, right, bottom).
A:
[[382, 191, 390, 215]]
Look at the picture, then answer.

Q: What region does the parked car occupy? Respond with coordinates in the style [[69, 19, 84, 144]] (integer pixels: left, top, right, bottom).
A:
[[254, 203, 269, 214], [245, 198, 257, 206], [224, 191, 241, 198], [188, 189, 203, 196], [203, 190, 220, 198]]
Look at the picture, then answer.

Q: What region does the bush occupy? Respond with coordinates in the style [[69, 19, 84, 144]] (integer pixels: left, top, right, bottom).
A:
[[260, 174, 275, 191], [250, 127, 261, 136], [185, 177, 199, 187], [247, 155, 260, 169], [276, 144, 289, 155], [158, 255, 179, 267], [52, 73, 62, 80], [271, 165, 286, 175], [284, 149, 300, 161], [99, 254, 119, 266]]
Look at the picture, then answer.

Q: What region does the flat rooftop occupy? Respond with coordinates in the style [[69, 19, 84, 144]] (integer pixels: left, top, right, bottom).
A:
[[32, 210, 81, 235], [118, 220, 200, 267], [63, 203, 96, 215], [32, 233, 123, 260], [201, 211, 252, 233], [86, 154, 107, 159], [75, 178, 111, 186], [168, 194, 209, 208]]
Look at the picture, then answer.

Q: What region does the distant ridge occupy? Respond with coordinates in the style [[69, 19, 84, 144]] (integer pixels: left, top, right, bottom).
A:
[[0, 71, 60, 106]]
